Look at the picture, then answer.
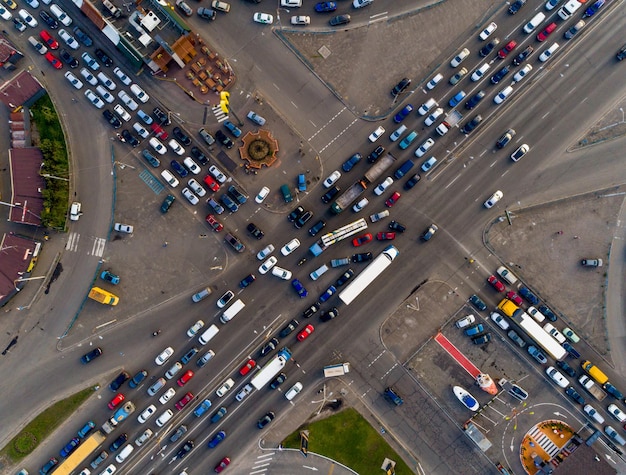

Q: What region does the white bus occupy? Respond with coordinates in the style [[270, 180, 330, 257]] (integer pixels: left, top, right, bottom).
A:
[[251, 348, 292, 390], [338, 246, 399, 305], [321, 218, 368, 247]]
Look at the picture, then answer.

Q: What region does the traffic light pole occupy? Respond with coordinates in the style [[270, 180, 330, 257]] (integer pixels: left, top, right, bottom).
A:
[[219, 91, 244, 127]]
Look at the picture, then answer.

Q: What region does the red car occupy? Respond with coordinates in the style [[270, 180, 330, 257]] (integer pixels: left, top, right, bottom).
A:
[[108, 393, 125, 409], [487, 275, 505, 292], [385, 191, 401, 207], [297, 324, 314, 342], [239, 359, 256, 376], [352, 233, 373, 247], [206, 214, 224, 232], [203, 174, 220, 192], [40, 30, 59, 50], [44, 52, 62, 70], [151, 123, 168, 139], [214, 456, 231, 473], [537, 22, 557, 42], [376, 232, 396, 241], [506, 291, 523, 305], [175, 391, 194, 410], [177, 370, 194, 387], [497, 40, 517, 58]]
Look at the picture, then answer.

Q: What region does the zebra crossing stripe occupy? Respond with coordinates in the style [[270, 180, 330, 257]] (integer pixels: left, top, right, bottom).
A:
[[65, 232, 80, 252], [90, 237, 106, 257], [212, 105, 229, 123]]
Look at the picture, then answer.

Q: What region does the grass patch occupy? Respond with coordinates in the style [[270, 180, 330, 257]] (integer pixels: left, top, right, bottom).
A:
[[282, 407, 413, 474], [0, 386, 95, 463]]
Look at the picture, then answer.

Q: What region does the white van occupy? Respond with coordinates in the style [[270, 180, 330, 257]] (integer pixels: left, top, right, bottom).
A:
[[558, 0, 581, 19], [165, 362, 183, 379], [285, 382, 303, 400], [198, 324, 219, 345], [115, 444, 134, 463], [523, 12, 546, 33], [155, 409, 173, 427], [220, 299, 245, 323]]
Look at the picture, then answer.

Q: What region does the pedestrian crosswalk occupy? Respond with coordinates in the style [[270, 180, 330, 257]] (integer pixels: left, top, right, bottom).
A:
[[211, 105, 229, 123], [528, 425, 560, 457], [66, 233, 106, 257]]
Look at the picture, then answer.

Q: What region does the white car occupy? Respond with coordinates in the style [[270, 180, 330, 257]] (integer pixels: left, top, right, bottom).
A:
[[158, 388, 175, 404], [291, 15, 310, 25], [490, 312, 510, 330], [113, 67, 132, 86], [0, 5, 11, 21], [96, 86, 114, 104], [478, 21, 497, 40], [114, 223, 133, 233], [130, 84, 149, 103], [58, 29, 79, 50], [253, 12, 273, 24], [471, 63, 490, 81], [118, 91, 138, 111], [50, 3, 72, 26], [510, 144, 529, 162], [426, 73, 443, 90], [155, 409, 173, 427], [546, 366, 569, 388], [161, 169, 179, 187], [187, 178, 206, 197], [183, 157, 200, 174], [150, 137, 167, 155], [494, 86, 513, 104], [137, 405, 157, 423], [97, 72, 116, 91], [374, 177, 393, 196], [280, 238, 300, 256], [64, 71, 83, 90], [209, 165, 227, 183], [414, 138, 434, 158], [424, 108, 443, 127], [80, 68, 98, 86], [28, 36, 47, 55], [539, 43, 559, 62], [216, 378, 235, 397], [527, 306, 546, 322], [168, 139, 185, 155], [155, 347, 174, 365], [513, 64, 532, 83], [255, 186, 270, 203], [484, 190, 503, 208], [113, 104, 131, 122], [352, 0, 373, 7], [450, 48, 470, 67], [132, 122, 149, 139], [545, 0, 561, 9], [455, 314, 475, 328], [256, 244, 275, 260], [81, 52, 100, 71], [84, 89, 104, 109], [608, 404, 626, 423], [186, 319, 204, 337], [352, 197, 369, 212], [70, 201, 81, 221], [18, 8, 37, 27], [259, 256, 278, 274], [323, 170, 341, 188], [272, 266, 292, 280], [368, 126, 385, 142], [543, 323, 566, 343], [583, 404, 605, 424], [281, 0, 302, 5], [285, 382, 303, 400], [182, 187, 199, 205]]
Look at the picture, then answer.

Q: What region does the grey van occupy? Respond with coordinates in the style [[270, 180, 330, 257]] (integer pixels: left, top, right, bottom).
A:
[[147, 377, 166, 396]]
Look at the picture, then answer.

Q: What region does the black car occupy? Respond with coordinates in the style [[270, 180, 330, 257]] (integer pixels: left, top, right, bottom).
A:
[[191, 146, 209, 165], [224, 233, 245, 252], [562, 342, 580, 359], [94, 48, 113, 67], [404, 173, 421, 190], [129, 370, 148, 388], [121, 130, 139, 147], [367, 145, 385, 163], [320, 307, 339, 322], [109, 371, 130, 391], [247, 223, 264, 239], [173, 127, 192, 146], [538, 304, 557, 322], [496, 129, 516, 149], [257, 412, 276, 429], [512, 46, 534, 66], [565, 387, 585, 405], [228, 185, 248, 204], [153, 107, 171, 125], [59, 49, 79, 68], [472, 333, 492, 344], [239, 273, 256, 288], [103, 110, 122, 129], [329, 14, 350, 26], [81, 347, 103, 364], [460, 115, 483, 134], [40, 10, 58, 29], [388, 221, 406, 232], [288, 206, 305, 222], [469, 294, 488, 311], [490, 66, 510, 84], [508, 0, 526, 14], [259, 337, 279, 357], [391, 77, 411, 97], [161, 194, 175, 213], [321, 186, 340, 204], [269, 374, 286, 389], [215, 130, 233, 148], [302, 304, 320, 318], [279, 319, 299, 338], [109, 433, 128, 452], [73, 26, 93, 46], [308, 219, 326, 236], [336, 270, 354, 287], [342, 153, 362, 172], [352, 252, 373, 263], [175, 440, 195, 459], [294, 210, 313, 229], [479, 38, 500, 57], [465, 90, 485, 109], [171, 160, 188, 178], [556, 360, 576, 378]]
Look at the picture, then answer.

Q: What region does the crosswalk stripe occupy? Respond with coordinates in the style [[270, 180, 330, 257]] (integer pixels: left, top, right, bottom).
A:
[[212, 105, 229, 123], [65, 232, 80, 252], [90, 237, 106, 257]]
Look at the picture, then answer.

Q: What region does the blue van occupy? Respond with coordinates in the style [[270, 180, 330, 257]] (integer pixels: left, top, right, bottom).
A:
[[394, 159, 414, 179], [399, 131, 418, 150], [297, 174, 306, 191]]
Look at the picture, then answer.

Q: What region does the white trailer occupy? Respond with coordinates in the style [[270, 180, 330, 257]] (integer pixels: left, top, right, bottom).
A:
[[324, 363, 350, 377]]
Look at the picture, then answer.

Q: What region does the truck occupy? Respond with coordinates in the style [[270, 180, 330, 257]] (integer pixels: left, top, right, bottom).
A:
[[497, 299, 519, 318], [330, 153, 397, 214], [251, 347, 292, 390], [52, 431, 106, 475], [435, 110, 463, 136], [88, 287, 119, 306], [579, 375, 607, 401], [323, 363, 350, 377], [102, 401, 135, 434], [581, 360, 609, 385]]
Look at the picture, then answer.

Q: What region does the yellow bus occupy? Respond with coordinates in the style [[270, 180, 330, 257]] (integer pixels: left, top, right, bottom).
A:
[[53, 431, 105, 475]]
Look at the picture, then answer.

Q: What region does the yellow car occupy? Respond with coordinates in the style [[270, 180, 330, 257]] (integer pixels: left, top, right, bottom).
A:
[[3, 0, 17, 9]]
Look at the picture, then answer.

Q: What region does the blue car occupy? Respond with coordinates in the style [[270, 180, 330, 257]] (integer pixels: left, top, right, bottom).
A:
[[393, 104, 414, 123], [469, 294, 487, 311], [224, 120, 242, 138], [315, 1, 337, 11], [464, 324, 484, 336], [100, 270, 120, 285], [73, 26, 93, 46], [60, 437, 80, 458], [538, 304, 557, 322], [141, 149, 160, 168], [319, 285, 337, 303], [519, 286, 539, 305], [77, 421, 95, 438], [342, 153, 362, 172], [220, 194, 239, 213], [171, 160, 188, 178], [208, 430, 226, 448], [449, 91, 466, 107], [291, 279, 308, 298], [194, 399, 212, 417]]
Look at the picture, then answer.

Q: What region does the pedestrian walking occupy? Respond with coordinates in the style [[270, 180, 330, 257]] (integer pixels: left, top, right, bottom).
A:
[[163, 241, 168, 247]]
